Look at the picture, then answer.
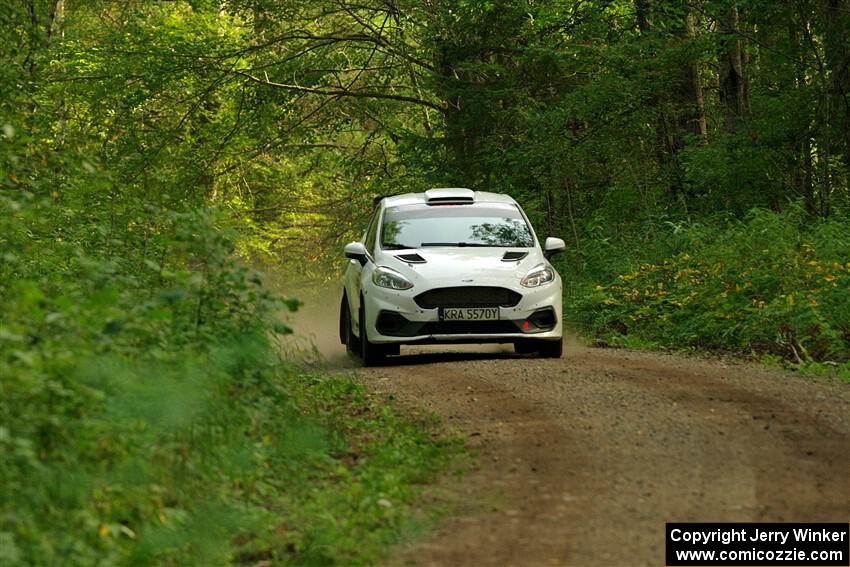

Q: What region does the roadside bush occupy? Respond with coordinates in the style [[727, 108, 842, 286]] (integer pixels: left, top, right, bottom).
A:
[[0, 189, 454, 565], [570, 207, 850, 364]]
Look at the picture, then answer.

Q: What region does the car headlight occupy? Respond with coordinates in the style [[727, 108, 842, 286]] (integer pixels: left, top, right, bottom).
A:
[[520, 264, 555, 287], [372, 266, 414, 290]]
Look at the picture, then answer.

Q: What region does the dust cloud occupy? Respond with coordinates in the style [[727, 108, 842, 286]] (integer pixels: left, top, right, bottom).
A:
[[562, 331, 584, 357], [267, 273, 585, 369], [273, 278, 358, 368], [269, 275, 583, 367], [274, 280, 514, 367]]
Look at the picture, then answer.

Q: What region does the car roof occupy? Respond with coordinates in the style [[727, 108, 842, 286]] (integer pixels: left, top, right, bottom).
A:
[[381, 189, 518, 208]]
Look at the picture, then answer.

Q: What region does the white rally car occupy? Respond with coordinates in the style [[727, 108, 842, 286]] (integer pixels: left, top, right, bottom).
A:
[[339, 188, 565, 365]]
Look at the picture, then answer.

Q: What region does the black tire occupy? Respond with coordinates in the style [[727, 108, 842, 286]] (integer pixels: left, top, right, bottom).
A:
[[359, 304, 386, 367], [515, 338, 563, 358], [339, 295, 358, 354], [514, 340, 537, 355], [384, 344, 400, 356], [538, 337, 563, 359]]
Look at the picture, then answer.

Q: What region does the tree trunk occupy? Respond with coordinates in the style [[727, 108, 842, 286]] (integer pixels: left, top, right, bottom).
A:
[[52, 0, 66, 149], [681, 6, 707, 141], [634, 0, 668, 174], [661, 2, 708, 203], [635, 0, 651, 32], [739, 9, 752, 115], [562, 178, 581, 255], [435, 43, 466, 176], [802, 138, 815, 214], [683, 3, 708, 142], [823, 0, 850, 198], [634, 0, 706, 204], [718, 5, 745, 132]]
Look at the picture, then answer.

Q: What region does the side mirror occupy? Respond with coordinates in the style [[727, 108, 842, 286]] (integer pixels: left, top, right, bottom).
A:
[[543, 237, 566, 259], [344, 241, 368, 266]]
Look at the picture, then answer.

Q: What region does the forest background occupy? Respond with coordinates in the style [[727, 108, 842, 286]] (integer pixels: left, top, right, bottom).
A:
[[2, 0, 849, 564]]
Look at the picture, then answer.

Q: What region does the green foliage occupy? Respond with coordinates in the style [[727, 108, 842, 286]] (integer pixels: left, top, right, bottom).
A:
[[1, 5, 454, 553], [4, 0, 850, 559], [571, 208, 850, 369], [258, 375, 459, 566], [0, 187, 455, 564]]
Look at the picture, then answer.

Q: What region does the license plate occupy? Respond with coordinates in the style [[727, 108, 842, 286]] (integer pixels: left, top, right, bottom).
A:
[[439, 307, 500, 321]]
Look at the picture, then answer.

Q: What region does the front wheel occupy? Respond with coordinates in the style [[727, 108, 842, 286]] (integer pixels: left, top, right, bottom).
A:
[[359, 305, 386, 367], [339, 295, 358, 354], [538, 337, 563, 358], [515, 337, 563, 358]]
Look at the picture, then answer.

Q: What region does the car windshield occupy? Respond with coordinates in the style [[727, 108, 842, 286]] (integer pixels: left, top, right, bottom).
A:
[[381, 203, 534, 249]]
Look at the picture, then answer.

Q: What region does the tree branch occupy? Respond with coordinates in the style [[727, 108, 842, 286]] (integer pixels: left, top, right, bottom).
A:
[[233, 69, 446, 113]]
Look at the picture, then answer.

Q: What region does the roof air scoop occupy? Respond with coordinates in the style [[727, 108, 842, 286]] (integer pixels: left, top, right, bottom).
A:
[[502, 251, 528, 262], [424, 188, 475, 205]]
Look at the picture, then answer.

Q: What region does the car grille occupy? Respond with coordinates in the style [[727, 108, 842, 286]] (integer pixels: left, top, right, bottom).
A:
[[414, 286, 521, 309]]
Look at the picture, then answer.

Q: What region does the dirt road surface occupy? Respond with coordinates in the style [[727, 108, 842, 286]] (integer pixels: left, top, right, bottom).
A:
[[280, 289, 850, 566], [354, 344, 850, 567]]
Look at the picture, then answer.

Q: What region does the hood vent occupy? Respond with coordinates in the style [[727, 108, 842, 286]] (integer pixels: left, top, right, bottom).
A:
[[395, 252, 426, 264], [501, 251, 528, 262]]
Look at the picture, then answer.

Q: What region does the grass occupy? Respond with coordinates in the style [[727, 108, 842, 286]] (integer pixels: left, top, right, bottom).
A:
[[2, 333, 461, 566], [252, 367, 463, 566]]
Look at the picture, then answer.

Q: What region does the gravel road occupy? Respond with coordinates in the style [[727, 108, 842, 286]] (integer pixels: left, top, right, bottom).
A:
[[350, 343, 850, 567]]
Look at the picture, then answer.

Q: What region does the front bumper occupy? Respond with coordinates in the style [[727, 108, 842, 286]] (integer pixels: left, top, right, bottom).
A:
[[362, 282, 563, 345]]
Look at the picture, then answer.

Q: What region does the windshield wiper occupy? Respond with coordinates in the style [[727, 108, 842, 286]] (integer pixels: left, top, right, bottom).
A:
[[382, 243, 418, 250], [420, 242, 492, 247]]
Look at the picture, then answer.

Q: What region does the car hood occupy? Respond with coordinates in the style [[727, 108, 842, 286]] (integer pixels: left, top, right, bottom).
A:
[[376, 247, 546, 289]]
